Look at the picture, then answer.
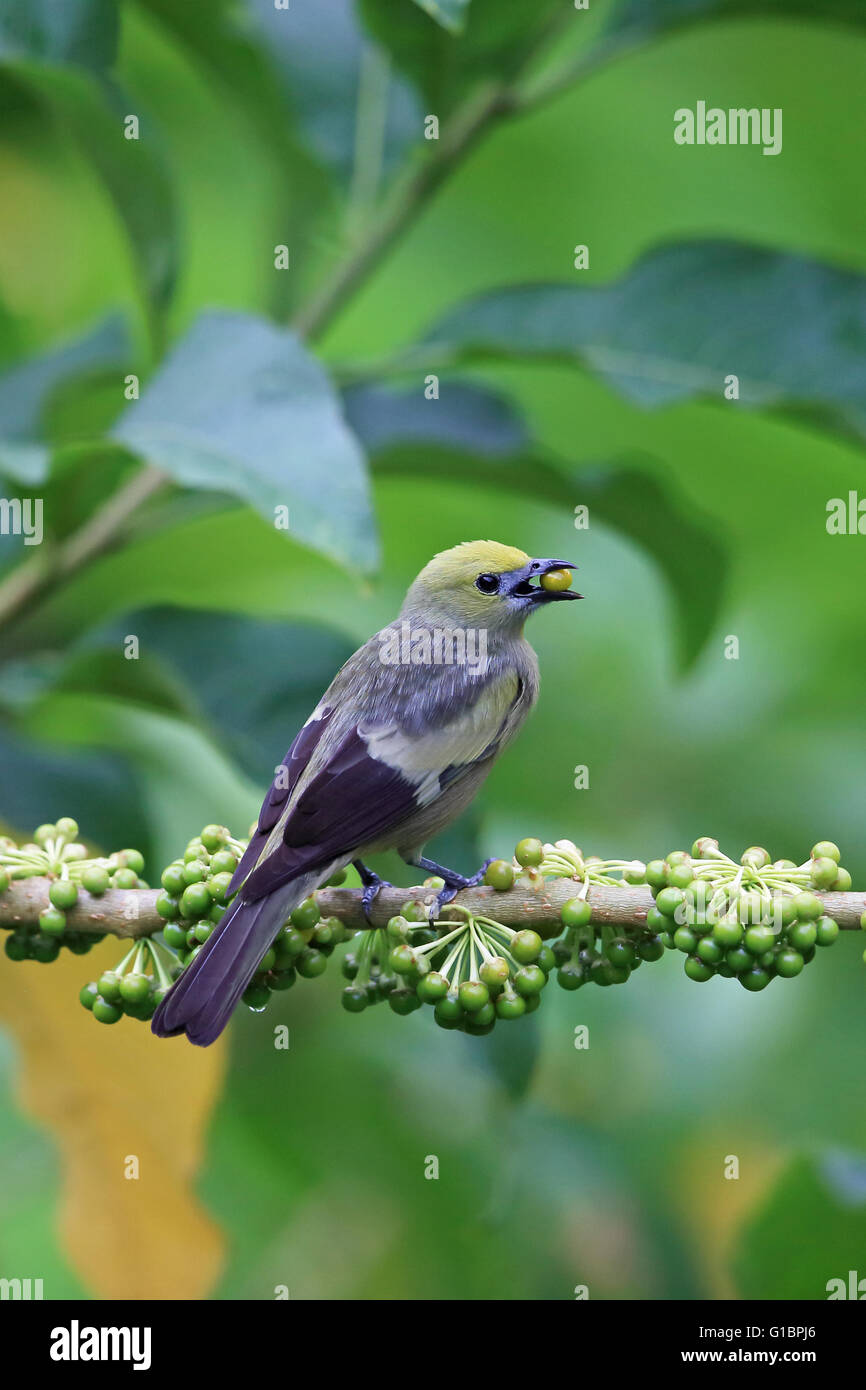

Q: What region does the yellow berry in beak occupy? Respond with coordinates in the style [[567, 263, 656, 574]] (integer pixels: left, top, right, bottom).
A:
[[540, 568, 572, 593]]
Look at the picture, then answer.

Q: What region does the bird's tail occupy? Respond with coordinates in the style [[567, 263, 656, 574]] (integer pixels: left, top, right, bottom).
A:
[[151, 871, 321, 1046]]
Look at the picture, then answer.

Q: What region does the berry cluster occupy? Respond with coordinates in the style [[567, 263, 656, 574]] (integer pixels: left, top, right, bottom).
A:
[[80, 938, 175, 1025], [343, 901, 555, 1033], [0, 818, 147, 965], [637, 838, 846, 991], [154, 825, 350, 1015], [551, 896, 666, 990]]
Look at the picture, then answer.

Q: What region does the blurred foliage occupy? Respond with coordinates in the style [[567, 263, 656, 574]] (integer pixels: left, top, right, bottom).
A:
[[0, 0, 865, 1301]]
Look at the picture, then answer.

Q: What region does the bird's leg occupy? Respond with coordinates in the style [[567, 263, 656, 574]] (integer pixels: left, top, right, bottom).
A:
[[352, 859, 393, 923], [404, 854, 496, 922]]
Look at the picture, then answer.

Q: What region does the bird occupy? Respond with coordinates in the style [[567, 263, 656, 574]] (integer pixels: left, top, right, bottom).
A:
[[152, 540, 581, 1045]]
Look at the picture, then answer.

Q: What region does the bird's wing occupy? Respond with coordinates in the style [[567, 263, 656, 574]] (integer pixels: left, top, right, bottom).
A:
[[236, 668, 522, 902]]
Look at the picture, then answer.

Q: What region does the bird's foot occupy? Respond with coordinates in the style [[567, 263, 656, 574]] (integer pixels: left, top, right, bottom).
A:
[[352, 860, 393, 924], [424, 858, 496, 923]]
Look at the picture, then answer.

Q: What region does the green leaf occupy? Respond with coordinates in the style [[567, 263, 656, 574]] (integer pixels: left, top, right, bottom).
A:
[[0, 315, 130, 483], [411, 0, 471, 34], [0, 0, 118, 72], [359, 0, 561, 110], [347, 381, 726, 669], [239, 0, 420, 182], [733, 1152, 866, 1299], [424, 241, 866, 444], [2, 64, 178, 324], [112, 311, 378, 573]]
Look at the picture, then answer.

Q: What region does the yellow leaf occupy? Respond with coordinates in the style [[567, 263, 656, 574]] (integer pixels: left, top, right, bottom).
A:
[[0, 937, 226, 1299]]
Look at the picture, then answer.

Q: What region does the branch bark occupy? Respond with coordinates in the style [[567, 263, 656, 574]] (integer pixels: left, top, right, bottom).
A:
[[2, 879, 864, 942]]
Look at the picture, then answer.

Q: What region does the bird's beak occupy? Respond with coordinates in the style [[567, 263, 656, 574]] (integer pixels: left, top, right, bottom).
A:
[[505, 559, 583, 603]]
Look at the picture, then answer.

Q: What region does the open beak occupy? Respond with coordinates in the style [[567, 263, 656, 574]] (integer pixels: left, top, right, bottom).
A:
[[505, 558, 583, 603]]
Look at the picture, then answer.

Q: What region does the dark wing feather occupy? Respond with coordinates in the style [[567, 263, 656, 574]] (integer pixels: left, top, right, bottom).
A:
[[228, 709, 333, 894], [241, 725, 437, 901]]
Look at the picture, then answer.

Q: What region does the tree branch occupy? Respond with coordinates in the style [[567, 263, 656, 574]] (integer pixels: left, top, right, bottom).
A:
[[2, 879, 864, 942]]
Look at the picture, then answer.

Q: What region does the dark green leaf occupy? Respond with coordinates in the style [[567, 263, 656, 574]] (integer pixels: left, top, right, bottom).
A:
[[349, 380, 726, 669], [242, 0, 420, 182], [424, 241, 866, 443], [733, 1152, 866, 1299], [359, 0, 561, 109], [112, 311, 378, 573], [0, 0, 118, 72]]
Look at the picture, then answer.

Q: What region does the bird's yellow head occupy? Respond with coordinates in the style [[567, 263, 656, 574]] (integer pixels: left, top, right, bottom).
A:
[[401, 540, 581, 631]]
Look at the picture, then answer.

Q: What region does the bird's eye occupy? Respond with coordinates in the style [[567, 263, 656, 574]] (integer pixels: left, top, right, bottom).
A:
[[475, 573, 499, 594]]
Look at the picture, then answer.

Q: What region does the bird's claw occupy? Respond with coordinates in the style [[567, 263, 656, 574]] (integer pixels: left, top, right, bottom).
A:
[[353, 861, 393, 924], [427, 859, 495, 922]]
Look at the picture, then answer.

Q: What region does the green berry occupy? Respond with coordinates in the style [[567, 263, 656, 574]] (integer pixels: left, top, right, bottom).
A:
[[207, 872, 233, 904], [645, 905, 668, 933], [112, 867, 139, 890], [744, 925, 776, 956], [811, 841, 840, 864], [787, 920, 817, 952], [696, 937, 723, 966], [495, 989, 527, 1019], [684, 955, 714, 982], [242, 983, 271, 1010], [156, 891, 180, 921], [200, 825, 228, 853], [776, 948, 804, 978], [513, 964, 546, 996], [673, 926, 697, 954], [638, 936, 665, 962], [81, 866, 110, 896], [389, 988, 422, 1016], [479, 956, 510, 991], [556, 961, 585, 990], [296, 948, 327, 979], [561, 898, 592, 929], [741, 846, 770, 869], [514, 838, 543, 868], [434, 992, 464, 1023], [39, 906, 67, 937], [117, 849, 145, 876], [291, 897, 320, 931], [162, 922, 187, 950], [712, 916, 743, 948], [645, 860, 668, 889], [270, 968, 296, 991], [725, 946, 753, 974], [511, 929, 542, 964], [5, 934, 29, 962], [458, 981, 490, 1013], [180, 882, 212, 919], [119, 973, 151, 1005], [815, 915, 839, 947], [605, 937, 635, 969], [79, 981, 99, 1011], [740, 967, 771, 992], [92, 996, 123, 1024], [161, 863, 187, 896], [34, 823, 56, 846], [30, 934, 59, 963], [390, 944, 417, 975], [417, 972, 449, 1003], [833, 867, 852, 892], [182, 860, 207, 885], [792, 892, 822, 921], [810, 856, 839, 889], [655, 887, 685, 919], [55, 817, 79, 839], [98, 970, 122, 1001], [385, 915, 410, 942], [484, 860, 514, 891], [49, 879, 78, 910], [667, 863, 694, 891], [623, 861, 646, 885]]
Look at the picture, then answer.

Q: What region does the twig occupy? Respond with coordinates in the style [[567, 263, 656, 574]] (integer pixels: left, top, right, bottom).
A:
[[2, 879, 864, 942]]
